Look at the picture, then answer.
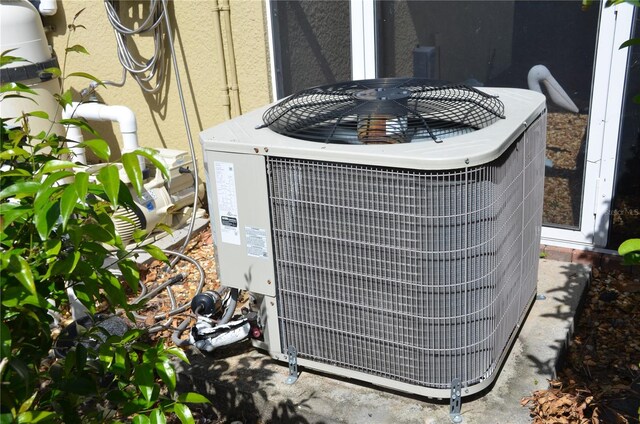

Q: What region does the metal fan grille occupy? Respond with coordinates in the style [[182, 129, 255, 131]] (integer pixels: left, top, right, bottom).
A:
[[262, 78, 505, 144], [267, 114, 545, 389]]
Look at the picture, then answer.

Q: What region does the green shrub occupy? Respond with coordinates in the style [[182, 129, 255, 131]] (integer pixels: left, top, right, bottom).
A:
[[0, 12, 206, 423]]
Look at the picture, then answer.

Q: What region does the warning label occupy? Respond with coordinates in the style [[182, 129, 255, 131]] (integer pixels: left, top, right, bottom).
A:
[[245, 226, 268, 258]]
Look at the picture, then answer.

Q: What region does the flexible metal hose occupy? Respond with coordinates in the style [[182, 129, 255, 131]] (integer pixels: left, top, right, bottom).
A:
[[131, 249, 205, 329], [160, 0, 200, 264]]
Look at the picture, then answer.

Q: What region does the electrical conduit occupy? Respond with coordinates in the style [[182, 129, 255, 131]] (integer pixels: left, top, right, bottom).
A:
[[219, 0, 241, 117], [212, 0, 231, 120]]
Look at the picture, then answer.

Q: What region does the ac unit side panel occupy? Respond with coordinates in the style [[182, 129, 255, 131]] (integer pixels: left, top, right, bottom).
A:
[[203, 152, 275, 296], [265, 113, 546, 393], [199, 88, 545, 170]]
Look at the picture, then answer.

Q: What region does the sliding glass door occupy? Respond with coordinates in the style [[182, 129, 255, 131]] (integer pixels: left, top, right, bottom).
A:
[[267, 0, 634, 248]]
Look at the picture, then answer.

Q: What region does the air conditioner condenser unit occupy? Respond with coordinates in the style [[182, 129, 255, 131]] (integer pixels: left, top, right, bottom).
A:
[[199, 79, 546, 399]]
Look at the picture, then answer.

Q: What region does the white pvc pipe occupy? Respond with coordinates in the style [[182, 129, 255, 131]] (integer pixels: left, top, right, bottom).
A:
[[62, 105, 87, 164], [63, 102, 145, 170], [527, 64, 579, 114], [38, 0, 58, 16]]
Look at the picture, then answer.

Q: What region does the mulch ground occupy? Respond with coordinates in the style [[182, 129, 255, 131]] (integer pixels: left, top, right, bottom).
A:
[[522, 266, 640, 423], [543, 112, 588, 228]]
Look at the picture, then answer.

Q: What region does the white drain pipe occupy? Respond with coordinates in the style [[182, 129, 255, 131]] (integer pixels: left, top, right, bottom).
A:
[[527, 64, 579, 113], [63, 102, 145, 170]]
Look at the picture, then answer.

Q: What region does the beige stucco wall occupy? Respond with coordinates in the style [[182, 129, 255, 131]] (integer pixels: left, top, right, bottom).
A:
[[43, 0, 271, 171]]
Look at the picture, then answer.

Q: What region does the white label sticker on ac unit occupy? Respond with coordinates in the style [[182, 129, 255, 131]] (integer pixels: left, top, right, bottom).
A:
[[245, 227, 268, 258], [214, 161, 240, 245]]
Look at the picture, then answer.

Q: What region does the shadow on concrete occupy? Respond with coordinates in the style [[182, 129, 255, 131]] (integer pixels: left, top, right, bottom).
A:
[[525, 261, 591, 380], [176, 340, 324, 424]]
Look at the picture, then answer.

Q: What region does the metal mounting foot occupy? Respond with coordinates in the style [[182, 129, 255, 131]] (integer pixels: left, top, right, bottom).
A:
[[285, 345, 298, 385], [450, 378, 463, 423]]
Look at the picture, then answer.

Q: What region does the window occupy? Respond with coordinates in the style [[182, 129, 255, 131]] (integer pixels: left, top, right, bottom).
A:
[[375, 0, 600, 229], [270, 0, 352, 98]]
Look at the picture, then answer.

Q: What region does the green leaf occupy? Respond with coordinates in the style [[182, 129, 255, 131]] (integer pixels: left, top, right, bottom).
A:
[[0, 147, 31, 161], [60, 185, 78, 230], [620, 38, 640, 49], [34, 199, 59, 240], [134, 363, 156, 402], [73, 7, 86, 21], [118, 259, 140, 293], [97, 164, 120, 208], [0, 322, 11, 357], [78, 139, 110, 161], [120, 329, 145, 344], [0, 50, 27, 67], [101, 273, 127, 309], [149, 409, 167, 424], [65, 44, 89, 55], [98, 343, 114, 369], [129, 148, 170, 182], [0, 181, 40, 200], [619, 239, 640, 265], [155, 223, 174, 236], [1, 286, 49, 308], [0, 204, 31, 229], [75, 171, 89, 200], [75, 344, 88, 369], [1, 82, 36, 95], [18, 391, 38, 414], [173, 403, 194, 424], [0, 168, 31, 178], [122, 152, 143, 197], [43, 67, 62, 78], [54, 90, 73, 109], [176, 393, 210, 404], [9, 255, 36, 295], [40, 159, 77, 174], [155, 359, 176, 394], [112, 345, 128, 376], [16, 411, 55, 423], [619, 238, 640, 256], [165, 347, 189, 364], [83, 223, 115, 243], [122, 397, 151, 417], [132, 228, 149, 243], [26, 111, 50, 119], [0, 93, 36, 103], [133, 416, 151, 424], [67, 72, 104, 87], [64, 348, 77, 377], [59, 117, 98, 136], [33, 173, 72, 214], [44, 239, 62, 259], [51, 249, 81, 277], [141, 244, 169, 263]]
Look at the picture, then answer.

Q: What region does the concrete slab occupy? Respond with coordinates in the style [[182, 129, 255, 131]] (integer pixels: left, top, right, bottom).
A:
[[175, 259, 591, 424]]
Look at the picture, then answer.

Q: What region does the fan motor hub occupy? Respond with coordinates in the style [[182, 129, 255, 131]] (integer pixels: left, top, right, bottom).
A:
[[353, 87, 411, 102]]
